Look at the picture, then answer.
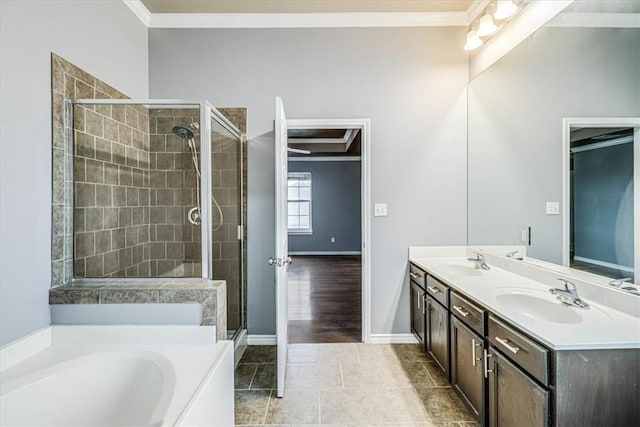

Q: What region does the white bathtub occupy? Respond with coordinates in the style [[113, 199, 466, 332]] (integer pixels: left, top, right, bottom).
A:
[[0, 326, 234, 426]]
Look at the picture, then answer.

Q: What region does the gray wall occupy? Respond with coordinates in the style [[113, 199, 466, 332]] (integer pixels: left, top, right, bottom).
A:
[[0, 1, 148, 346], [149, 27, 469, 335], [573, 142, 634, 267], [468, 27, 640, 263], [288, 161, 361, 252]]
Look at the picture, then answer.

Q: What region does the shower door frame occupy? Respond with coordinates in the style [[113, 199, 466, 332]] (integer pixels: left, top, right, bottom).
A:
[[71, 99, 243, 282]]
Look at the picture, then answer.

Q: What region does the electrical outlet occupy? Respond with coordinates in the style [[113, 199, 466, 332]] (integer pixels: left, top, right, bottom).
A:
[[330, 237, 335, 243], [374, 203, 388, 217], [546, 202, 560, 215]]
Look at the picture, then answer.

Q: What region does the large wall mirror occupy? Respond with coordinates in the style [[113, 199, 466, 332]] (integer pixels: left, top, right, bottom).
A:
[[467, 0, 640, 284]]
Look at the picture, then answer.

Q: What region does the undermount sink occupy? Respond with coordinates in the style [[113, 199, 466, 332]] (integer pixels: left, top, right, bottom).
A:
[[438, 264, 483, 277], [496, 293, 583, 324], [491, 288, 609, 324]]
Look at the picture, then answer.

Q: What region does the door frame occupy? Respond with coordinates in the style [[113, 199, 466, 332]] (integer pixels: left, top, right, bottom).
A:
[[287, 118, 372, 343], [561, 117, 640, 273]]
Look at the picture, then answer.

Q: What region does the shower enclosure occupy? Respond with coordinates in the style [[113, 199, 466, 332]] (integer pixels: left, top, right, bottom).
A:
[[69, 99, 245, 339]]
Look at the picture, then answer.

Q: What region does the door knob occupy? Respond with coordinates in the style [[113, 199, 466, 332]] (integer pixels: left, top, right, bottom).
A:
[[268, 257, 282, 266], [284, 256, 293, 265]]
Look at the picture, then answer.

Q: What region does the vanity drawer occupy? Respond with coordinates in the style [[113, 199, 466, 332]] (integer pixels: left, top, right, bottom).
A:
[[451, 292, 484, 336], [426, 275, 449, 307], [488, 315, 549, 386], [409, 263, 426, 288]]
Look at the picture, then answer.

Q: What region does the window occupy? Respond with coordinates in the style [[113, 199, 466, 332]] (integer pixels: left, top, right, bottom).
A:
[[288, 172, 312, 234]]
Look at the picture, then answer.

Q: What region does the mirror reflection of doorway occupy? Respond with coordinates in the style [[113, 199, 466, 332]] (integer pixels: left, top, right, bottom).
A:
[[569, 126, 635, 282]]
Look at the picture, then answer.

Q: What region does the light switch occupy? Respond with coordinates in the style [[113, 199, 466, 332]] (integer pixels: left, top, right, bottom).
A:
[[546, 202, 560, 215], [374, 203, 388, 217]]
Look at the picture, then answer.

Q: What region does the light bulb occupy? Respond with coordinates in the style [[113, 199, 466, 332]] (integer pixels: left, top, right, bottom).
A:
[[477, 13, 497, 37], [494, 0, 517, 20], [464, 30, 483, 51]]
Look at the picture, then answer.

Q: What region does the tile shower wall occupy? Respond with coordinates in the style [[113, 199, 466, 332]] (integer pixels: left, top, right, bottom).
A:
[[52, 53, 134, 285], [73, 103, 151, 278], [148, 108, 202, 277]]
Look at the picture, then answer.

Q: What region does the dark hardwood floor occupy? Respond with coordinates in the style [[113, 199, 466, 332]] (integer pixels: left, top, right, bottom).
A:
[[287, 255, 362, 343]]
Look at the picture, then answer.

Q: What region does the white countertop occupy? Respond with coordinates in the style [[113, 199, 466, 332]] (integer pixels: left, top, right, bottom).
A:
[[410, 256, 640, 350]]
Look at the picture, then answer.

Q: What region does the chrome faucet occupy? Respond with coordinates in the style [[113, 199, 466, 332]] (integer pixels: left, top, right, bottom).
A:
[[467, 252, 490, 270], [550, 279, 590, 309], [506, 250, 524, 261]]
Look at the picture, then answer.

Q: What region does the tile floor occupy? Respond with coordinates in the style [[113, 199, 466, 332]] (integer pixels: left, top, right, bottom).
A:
[[234, 343, 478, 426]]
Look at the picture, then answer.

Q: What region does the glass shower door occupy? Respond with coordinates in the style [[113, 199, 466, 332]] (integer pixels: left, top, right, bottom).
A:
[[210, 117, 243, 339]]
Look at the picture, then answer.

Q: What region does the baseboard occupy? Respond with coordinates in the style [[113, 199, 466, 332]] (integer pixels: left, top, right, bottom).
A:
[[573, 256, 634, 273], [288, 251, 362, 256], [369, 333, 418, 344], [247, 334, 276, 345]]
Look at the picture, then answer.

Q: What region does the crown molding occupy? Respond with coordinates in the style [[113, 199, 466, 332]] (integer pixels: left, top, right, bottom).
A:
[[467, 0, 492, 23], [122, 0, 474, 28], [147, 11, 468, 28], [123, 0, 151, 27]]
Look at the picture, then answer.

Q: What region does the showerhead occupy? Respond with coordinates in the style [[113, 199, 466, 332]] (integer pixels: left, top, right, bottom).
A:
[[172, 125, 194, 140]]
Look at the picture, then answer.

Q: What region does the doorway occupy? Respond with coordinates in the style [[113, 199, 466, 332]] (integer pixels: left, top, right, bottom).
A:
[[563, 118, 640, 283], [286, 119, 371, 344]]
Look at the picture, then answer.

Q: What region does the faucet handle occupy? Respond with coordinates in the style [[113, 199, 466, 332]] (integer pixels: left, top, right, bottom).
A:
[[506, 251, 519, 258], [557, 278, 576, 292], [609, 277, 633, 288]]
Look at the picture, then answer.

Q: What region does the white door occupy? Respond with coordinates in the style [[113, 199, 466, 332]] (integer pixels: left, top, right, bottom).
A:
[[272, 97, 290, 398]]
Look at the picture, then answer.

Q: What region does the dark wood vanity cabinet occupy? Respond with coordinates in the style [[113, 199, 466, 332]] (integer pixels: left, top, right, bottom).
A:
[[410, 280, 426, 345], [409, 261, 640, 427], [450, 316, 484, 420], [409, 263, 427, 346], [424, 275, 450, 378], [426, 295, 449, 376], [487, 348, 550, 427]]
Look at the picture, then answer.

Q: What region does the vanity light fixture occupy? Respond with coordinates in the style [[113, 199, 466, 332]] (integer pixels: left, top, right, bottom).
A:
[[494, 0, 518, 20], [463, 0, 527, 51], [477, 13, 498, 37], [464, 30, 483, 51]]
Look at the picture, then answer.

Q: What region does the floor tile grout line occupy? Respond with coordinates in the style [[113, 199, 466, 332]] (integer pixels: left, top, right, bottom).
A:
[[260, 389, 272, 425], [246, 364, 259, 390]]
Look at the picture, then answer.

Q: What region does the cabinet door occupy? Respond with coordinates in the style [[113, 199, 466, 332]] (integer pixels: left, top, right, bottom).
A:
[[488, 348, 550, 427], [450, 316, 484, 422], [410, 282, 425, 345], [426, 296, 449, 377]]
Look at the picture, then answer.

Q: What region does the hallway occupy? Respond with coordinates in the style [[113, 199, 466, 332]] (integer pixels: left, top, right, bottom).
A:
[[287, 255, 362, 343]]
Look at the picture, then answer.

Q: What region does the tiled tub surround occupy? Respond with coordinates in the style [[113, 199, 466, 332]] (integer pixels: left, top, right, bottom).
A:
[[49, 279, 227, 341]]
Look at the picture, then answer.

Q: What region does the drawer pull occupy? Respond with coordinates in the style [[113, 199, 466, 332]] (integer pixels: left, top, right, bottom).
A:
[[427, 285, 440, 294], [496, 337, 520, 354], [410, 272, 423, 280], [453, 305, 469, 317]]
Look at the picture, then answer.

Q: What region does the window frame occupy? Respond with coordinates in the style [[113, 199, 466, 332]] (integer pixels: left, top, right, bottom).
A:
[[287, 172, 313, 235]]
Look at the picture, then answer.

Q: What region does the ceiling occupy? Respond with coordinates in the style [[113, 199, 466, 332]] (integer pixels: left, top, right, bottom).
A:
[[288, 128, 361, 157], [140, 1, 476, 14]]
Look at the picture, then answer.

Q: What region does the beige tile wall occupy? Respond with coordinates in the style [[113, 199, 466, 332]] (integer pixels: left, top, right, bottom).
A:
[[147, 108, 202, 277], [72, 103, 151, 278]]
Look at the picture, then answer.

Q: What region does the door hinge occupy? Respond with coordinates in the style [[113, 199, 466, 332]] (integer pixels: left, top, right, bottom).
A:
[[237, 225, 244, 240]]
